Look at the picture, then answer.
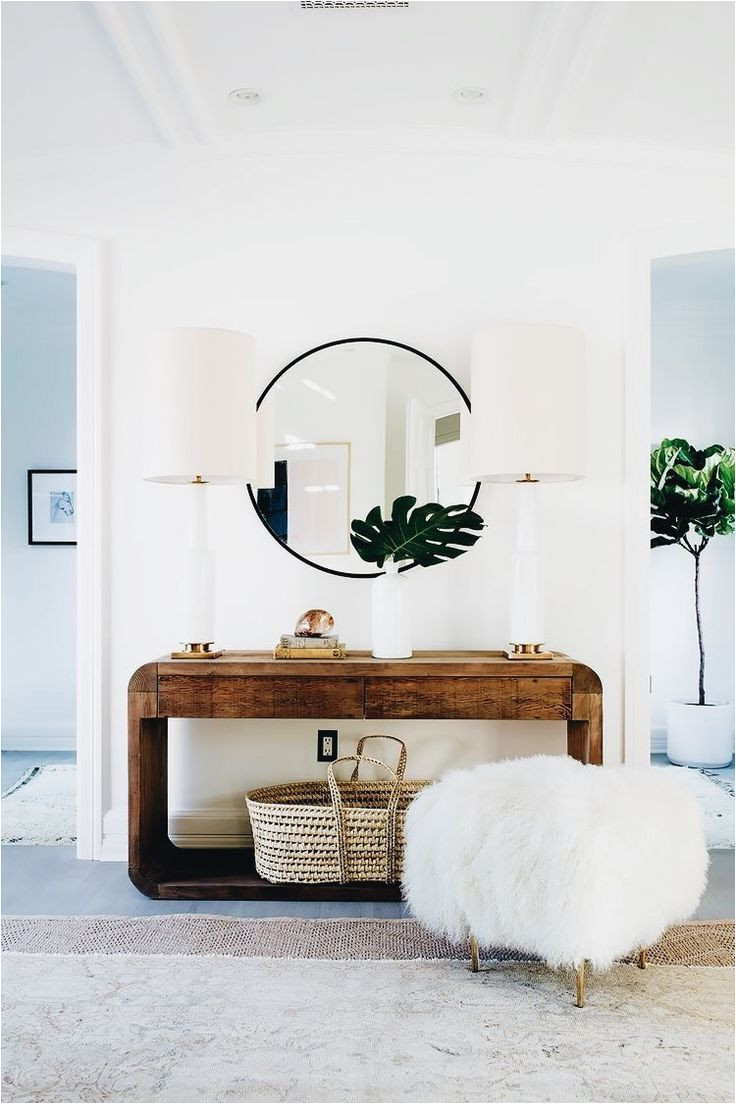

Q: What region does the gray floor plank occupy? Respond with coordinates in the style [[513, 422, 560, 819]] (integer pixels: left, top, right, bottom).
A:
[[2, 751, 732, 921], [1, 844, 731, 919], [0, 846, 408, 918]]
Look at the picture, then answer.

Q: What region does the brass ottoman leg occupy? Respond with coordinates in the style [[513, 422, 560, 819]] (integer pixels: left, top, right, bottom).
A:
[[638, 948, 647, 970], [470, 935, 479, 973], [575, 961, 586, 1008]]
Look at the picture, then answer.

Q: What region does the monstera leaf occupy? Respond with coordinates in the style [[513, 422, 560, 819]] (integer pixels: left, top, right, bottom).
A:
[[350, 495, 485, 569], [650, 438, 735, 548]]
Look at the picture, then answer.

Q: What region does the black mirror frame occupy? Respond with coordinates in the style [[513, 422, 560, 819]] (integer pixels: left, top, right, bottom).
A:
[[246, 336, 481, 579]]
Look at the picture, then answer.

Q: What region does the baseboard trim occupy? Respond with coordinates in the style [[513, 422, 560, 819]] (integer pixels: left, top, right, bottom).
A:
[[99, 833, 128, 862], [99, 807, 252, 861], [650, 728, 667, 755], [99, 807, 127, 862], [1, 729, 75, 751], [649, 728, 734, 757], [169, 807, 253, 850]]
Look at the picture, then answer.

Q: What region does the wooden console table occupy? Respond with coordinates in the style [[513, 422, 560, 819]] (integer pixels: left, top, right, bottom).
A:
[[129, 651, 602, 900]]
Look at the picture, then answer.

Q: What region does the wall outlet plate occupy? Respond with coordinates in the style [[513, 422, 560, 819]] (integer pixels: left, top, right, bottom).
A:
[[317, 729, 338, 762]]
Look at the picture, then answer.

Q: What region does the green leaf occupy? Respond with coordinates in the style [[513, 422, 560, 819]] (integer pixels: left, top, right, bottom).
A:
[[651, 438, 734, 548], [651, 535, 677, 548], [350, 496, 486, 569]]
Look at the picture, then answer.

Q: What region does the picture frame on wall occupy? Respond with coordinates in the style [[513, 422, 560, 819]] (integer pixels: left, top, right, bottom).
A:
[[27, 469, 77, 546], [271, 442, 351, 555]]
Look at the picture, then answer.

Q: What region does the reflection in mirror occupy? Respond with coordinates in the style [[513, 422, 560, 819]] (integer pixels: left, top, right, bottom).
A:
[[251, 339, 478, 577]]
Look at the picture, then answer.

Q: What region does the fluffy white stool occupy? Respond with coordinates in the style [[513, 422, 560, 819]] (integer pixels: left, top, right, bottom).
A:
[[402, 755, 708, 1006]]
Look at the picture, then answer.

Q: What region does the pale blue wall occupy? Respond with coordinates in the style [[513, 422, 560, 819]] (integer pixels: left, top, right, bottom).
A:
[[1, 264, 76, 747], [650, 249, 735, 741]]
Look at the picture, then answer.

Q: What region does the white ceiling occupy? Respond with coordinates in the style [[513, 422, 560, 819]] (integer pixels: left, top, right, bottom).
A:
[[1, 0, 733, 160]]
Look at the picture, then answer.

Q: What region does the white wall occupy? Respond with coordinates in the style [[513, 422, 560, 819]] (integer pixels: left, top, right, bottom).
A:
[[3, 140, 732, 854], [1, 265, 77, 748], [650, 250, 735, 745]]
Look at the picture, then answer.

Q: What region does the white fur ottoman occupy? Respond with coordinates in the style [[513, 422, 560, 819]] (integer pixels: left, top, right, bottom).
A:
[[402, 755, 708, 1006]]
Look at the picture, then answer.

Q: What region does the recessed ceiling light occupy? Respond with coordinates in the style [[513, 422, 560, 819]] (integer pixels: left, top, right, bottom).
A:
[[453, 87, 487, 104], [228, 88, 261, 105]]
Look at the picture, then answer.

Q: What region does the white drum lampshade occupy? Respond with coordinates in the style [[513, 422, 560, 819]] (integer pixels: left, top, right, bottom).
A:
[[145, 327, 257, 485], [470, 325, 585, 484], [470, 324, 586, 658], [145, 327, 257, 657], [255, 396, 276, 490]]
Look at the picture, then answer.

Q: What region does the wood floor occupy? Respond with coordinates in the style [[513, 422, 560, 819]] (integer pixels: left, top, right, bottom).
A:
[[2, 751, 733, 919], [1, 845, 731, 919]]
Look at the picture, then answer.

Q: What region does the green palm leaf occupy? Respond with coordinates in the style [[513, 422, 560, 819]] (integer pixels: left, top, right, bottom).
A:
[[350, 495, 485, 569]]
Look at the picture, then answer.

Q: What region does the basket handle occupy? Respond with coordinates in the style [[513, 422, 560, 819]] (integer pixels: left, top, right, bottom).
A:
[[349, 735, 407, 782], [327, 755, 401, 885]]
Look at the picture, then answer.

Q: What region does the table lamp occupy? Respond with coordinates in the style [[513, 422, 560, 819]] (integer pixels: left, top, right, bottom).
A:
[[470, 324, 586, 659], [145, 327, 257, 658]]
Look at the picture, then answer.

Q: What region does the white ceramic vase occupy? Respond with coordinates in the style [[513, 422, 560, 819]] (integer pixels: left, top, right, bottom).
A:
[[371, 559, 412, 659], [666, 700, 734, 768]]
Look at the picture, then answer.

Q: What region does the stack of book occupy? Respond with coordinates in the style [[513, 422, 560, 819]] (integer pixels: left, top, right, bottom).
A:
[[274, 634, 346, 660]]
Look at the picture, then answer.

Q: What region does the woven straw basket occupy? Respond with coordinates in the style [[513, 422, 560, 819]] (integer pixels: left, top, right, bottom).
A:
[[245, 735, 431, 884]]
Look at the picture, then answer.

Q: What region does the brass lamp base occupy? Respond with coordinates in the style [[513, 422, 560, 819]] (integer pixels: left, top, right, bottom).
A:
[[505, 644, 555, 661], [171, 642, 223, 660]]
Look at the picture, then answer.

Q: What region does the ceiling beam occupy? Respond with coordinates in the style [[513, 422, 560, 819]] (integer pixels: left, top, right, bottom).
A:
[[142, 2, 215, 144], [504, 2, 571, 141], [504, 2, 616, 144], [543, 2, 618, 143], [91, 1, 204, 148]]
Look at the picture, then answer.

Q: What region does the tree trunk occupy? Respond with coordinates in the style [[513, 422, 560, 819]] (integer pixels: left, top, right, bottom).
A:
[[694, 551, 705, 706]]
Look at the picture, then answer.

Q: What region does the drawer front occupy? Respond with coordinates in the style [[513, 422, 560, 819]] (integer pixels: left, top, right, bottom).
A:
[[158, 676, 364, 719], [364, 677, 571, 720]]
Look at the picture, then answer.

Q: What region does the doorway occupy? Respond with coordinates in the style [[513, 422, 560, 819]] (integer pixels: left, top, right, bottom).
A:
[[1, 229, 104, 859], [649, 248, 735, 849], [1, 264, 77, 845]]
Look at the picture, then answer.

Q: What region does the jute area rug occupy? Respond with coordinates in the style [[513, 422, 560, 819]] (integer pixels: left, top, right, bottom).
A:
[[2, 917, 733, 1104]]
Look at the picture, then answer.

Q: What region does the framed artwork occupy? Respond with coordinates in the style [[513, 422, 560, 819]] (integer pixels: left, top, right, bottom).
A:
[[271, 442, 351, 556], [257, 459, 288, 543], [27, 469, 77, 545]]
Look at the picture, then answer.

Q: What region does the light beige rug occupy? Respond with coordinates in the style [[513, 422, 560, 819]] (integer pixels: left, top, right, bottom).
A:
[[1, 765, 76, 845], [2, 918, 734, 1103]]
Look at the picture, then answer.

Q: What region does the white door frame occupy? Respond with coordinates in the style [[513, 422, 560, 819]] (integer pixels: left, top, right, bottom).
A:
[[622, 218, 734, 766], [2, 227, 105, 858]]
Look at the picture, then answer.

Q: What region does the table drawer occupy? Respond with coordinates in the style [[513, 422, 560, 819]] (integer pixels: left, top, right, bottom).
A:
[[364, 677, 571, 720], [158, 676, 364, 719]]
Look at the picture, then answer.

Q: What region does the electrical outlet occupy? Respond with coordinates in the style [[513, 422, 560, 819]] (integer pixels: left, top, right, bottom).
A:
[[317, 729, 338, 762]]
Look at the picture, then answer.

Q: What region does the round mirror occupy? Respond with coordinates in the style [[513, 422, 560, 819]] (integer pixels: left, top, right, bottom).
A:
[[247, 337, 480, 578]]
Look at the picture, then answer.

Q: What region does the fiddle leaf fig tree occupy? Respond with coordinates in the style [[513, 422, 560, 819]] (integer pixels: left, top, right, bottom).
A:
[[650, 438, 735, 705], [350, 495, 485, 569]]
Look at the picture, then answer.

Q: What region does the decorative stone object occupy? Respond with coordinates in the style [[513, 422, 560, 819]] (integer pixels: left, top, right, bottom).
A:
[[294, 609, 335, 637]]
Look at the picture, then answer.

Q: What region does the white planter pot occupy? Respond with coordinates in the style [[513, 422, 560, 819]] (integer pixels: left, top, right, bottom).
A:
[[371, 560, 411, 659], [666, 700, 734, 768]]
